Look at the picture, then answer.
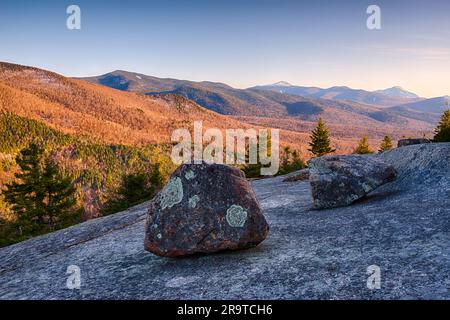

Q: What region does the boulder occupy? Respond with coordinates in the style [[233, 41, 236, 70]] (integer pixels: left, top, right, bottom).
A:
[[144, 163, 269, 257], [398, 138, 430, 148], [309, 155, 396, 209], [282, 169, 310, 182]]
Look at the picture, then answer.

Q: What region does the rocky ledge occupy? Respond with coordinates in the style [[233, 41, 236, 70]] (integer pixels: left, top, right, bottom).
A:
[[0, 143, 449, 299]]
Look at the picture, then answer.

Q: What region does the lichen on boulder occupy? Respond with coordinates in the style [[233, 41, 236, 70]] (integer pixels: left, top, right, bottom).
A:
[[226, 205, 248, 227], [159, 177, 184, 209], [144, 163, 269, 257]]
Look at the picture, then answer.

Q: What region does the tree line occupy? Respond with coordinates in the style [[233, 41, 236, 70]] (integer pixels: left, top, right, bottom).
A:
[[308, 109, 450, 157]]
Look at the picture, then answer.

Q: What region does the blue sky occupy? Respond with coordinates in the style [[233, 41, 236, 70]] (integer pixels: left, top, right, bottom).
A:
[[0, 0, 449, 97]]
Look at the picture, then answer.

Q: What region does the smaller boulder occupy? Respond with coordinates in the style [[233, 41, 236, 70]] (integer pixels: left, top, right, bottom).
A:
[[398, 138, 430, 148], [144, 163, 269, 257], [309, 155, 396, 209], [283, 169, 310, 182]]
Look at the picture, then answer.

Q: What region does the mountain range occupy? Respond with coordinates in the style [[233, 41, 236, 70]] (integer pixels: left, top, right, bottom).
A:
[[0, 62, 446, 156], [83, 71, 427, 107], [0, 63, 252, 147], [82, 70, 447, 132], [252, 83, 423, 107]]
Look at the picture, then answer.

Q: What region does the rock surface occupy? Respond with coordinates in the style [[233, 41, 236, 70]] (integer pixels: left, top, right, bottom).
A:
[[0, 143, 449, 300], [144, 163, 269, 257], [309, 155, 396, 209]]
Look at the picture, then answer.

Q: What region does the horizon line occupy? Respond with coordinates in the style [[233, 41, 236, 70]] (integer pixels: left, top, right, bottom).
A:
[[2, 59, 449, 99]]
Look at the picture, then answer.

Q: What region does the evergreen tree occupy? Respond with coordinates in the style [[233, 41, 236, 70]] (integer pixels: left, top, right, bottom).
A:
[[354, 135, 374, 154], [3, 144, 45, 236], [308, 118, 335, 157], [379, 135, 393, 152], [278, 147, 306, 175], [242, 132, 272, 178], [3, 144, 80, 238], [148, 163, 164, 190], [280, 146, 291, 173], [40, 158, 79, 230], [433, 109, 450, 142], [102, 164, 164, 215], [290, 150, 305, 172]]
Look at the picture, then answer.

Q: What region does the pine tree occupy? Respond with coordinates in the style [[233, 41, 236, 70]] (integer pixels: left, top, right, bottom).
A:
[[40, 157, 79, 230], [149, 163, 164, 190], [433, 109, 450, 142], [354, 135, 374, 154], [308, 118, 335, 157], [102, 164, 164, 215], [278, 147, 306, 175], [280, 146, 291, 172], [4, 144, 46, 236], [3, 144, 80, 237], [379, 135, 393, 152], [243, 131, 272, 178], [290, 150, 305, 171]]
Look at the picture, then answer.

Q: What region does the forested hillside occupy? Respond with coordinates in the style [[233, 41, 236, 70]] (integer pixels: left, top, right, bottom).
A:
[[0, 112, 175, 247]]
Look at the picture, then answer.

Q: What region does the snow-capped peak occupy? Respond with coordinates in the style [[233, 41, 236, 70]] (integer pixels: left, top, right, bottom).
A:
[[272, 81, 293, 87]]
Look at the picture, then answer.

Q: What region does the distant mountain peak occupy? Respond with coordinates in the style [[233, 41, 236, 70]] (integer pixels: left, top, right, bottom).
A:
[[387, 85, 410, 92], [377, 86, 420, 99], [272, 81, 293, 87]]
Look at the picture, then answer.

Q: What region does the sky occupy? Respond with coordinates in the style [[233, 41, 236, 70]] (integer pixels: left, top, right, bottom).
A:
[[0, 0, 449, 98]]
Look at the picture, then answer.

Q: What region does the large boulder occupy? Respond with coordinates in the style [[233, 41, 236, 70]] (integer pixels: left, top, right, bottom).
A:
[[398, 138, 430, 148], [144, 163, 269, 257], [309, 155, 396, 209]]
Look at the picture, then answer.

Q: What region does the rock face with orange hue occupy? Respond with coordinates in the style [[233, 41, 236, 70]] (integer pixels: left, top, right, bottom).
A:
[[144, 163, 269, 257]]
